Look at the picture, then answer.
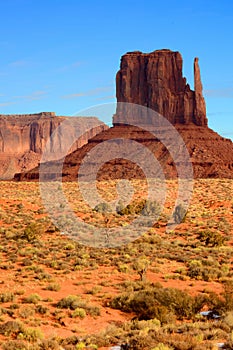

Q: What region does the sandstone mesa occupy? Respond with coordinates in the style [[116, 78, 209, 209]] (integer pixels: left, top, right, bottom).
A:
[[0, 112, 107, 179], [0, 48, 232, 180]]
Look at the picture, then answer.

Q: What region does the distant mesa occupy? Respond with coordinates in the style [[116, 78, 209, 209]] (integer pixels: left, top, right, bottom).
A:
[[1, 48, 233, 181], [0, 112, 108, 179]]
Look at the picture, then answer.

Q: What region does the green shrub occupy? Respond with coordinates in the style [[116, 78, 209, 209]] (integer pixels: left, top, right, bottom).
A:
[[187, 260, 203, 279], [23, 293, 41, 304], [132, 256, 151, 281], [39, 338, 61, 349], [57, 295, 80, 310], [141, 200, 161, 217], [20, 222, 45, 242], [93, 202, 112, 213], [36, 304, 49, 315], [173, 204, 187, 223], [0, 292, 15, 303], [187, 259, 227, 281], [224, 311, 233, 327], [86, 305, 101, 317], [222, 280, 233, 312], [18, 327, 44, 342], [0, 321, 24, 336], [116, 199, 146, 215], [152, 344, 173, 350], [72, 307, 86, 319], [197, 230, 226, 247], [45, 283, 61, 292], [1, 340, 28, 350], [57, 295, 100, 316], [110, 284, 205, 321], [76, 342, 85, 349], [19, 305, 35, 318]]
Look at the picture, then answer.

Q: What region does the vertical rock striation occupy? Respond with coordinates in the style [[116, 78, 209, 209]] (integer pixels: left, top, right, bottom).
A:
[[114, 49, 207, 126], [194, 57, 207, 126], [0, 112, 108, 179]]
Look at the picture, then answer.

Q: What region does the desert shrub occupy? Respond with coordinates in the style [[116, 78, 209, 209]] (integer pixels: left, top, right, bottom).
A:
[[224, 311, 233, 328], [57, 295, 80, 310], [20, 222, 45, 242], [117, 263, 130, 273], [9, 303, 20, 309], [187, 259, 229, 281], [23, 293, 41, 304], [22, 258, 32, 266], [132, 256, 151, 281], [187, 260, 203, 279], [110, 284, 205, 321], [64, 242, 76, 250], [19, 305, 35, 318], [117, 199, 146, 215], [202, 281, 233, 316], [86, 305, 101, 316], [173, 204, 187, 224], [39, 338, 61, 349], [60, 335, 80, 346], [1, 340, 29, 350], [134, 318, 161, 330], [152, 344, 173, 350], [0, 320, 24, 336], [36, 272, 52, 281], [18, 327, 44, 342], [197, 230, 226, 247], [94, 202, 112, 213], [45, 283, 61, 291], [72, 307, 86, 319], [141, 200, 161, 217], [0, 291, 15, 303], [221, 280, 233, 312], [85, 285, 102, 295], [36, 304, 49, 315], [57, 295, 100, 316]]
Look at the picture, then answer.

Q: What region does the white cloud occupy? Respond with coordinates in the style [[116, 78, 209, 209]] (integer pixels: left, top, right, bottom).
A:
[[0, 101, 15, 107], [14, 90, 47, 101], [204, 88, 233, 98], [95, 95, 116, 101], [56, 61, 82, 73], [62, 86, 113, 99]]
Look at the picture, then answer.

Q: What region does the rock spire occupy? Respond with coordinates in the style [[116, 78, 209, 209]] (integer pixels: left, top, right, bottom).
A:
[[114, 49, 207, 126]]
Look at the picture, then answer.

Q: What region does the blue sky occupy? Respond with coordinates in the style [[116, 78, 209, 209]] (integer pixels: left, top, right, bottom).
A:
[[0, 0, 232, 139]]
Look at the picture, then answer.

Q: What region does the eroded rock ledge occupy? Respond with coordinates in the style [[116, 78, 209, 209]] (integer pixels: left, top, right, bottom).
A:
[[114, 49, 207, 126]]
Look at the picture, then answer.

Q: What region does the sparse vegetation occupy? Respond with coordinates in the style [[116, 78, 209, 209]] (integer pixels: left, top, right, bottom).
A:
[[0, 179, 231, 349]]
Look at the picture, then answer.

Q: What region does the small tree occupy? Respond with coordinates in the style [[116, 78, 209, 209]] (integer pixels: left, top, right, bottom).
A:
[[133, 256, 151, 281]]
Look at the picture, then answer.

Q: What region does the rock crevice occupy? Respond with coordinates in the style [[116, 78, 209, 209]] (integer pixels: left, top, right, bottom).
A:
[[114, 49, 207, 126], [0, 112, 108, 179]]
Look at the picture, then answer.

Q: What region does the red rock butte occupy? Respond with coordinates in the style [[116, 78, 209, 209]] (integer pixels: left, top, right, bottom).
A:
[[114, 49, 207, 126], [13, 49, 233, 180]]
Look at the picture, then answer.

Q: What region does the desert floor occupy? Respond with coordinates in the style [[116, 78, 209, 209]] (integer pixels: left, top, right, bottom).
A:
[[0, 179, 232, 349]]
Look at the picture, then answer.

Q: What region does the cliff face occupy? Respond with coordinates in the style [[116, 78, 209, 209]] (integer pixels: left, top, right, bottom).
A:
[[114, 49, 207, 126], [0, 112, 61, 154], [0, 112, 108, 179], [15, 123, 233, 181], [13, 49, 233, 181]]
